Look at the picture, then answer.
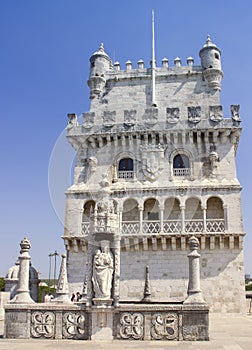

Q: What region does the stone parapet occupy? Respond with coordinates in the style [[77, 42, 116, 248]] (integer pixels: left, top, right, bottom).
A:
[[4, 302, 209, 341]]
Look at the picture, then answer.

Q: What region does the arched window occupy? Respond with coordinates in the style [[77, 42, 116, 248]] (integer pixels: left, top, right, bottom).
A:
[[173, 154, 190, 176], [118, 158, 134, 179]]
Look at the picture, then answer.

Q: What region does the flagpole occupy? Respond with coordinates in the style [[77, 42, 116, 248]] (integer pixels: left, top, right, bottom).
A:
[[151, 9, 156, 106]]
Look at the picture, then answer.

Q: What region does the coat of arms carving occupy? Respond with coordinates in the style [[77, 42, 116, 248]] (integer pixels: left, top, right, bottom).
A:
[[209, 105, 223, 122], [231, 104, 241, 122], [143, 107, 158, 126], [141, 145, 164, 181], [188, 106, 201, 123], [166, 107, 180, 124], [82, 112, 94, 129], [124, 109, 137, 126], [103, 111, 116, 127]]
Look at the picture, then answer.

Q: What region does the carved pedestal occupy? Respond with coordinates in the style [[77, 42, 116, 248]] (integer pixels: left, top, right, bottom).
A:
[[90, 308, 114, 340]]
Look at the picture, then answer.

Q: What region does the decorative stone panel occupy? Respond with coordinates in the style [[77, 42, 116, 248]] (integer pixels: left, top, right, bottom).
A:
[[82, 112, 95, 129], [103, 111, 116, 127], [62, 311, 87, 339], [31, 311, 55, 339], [188, 106, 201, 123], [124, 109, 137, 126], [143, 107, 158, 126], [166, 107, 180, 124], [151, 313, 178, 340], [209, 105, 223, 122], [119, 312, 144, 340]]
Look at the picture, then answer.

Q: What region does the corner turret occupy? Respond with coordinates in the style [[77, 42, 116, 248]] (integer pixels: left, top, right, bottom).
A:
[[199, 35, 223, 91], [88, 43, 112, 99]]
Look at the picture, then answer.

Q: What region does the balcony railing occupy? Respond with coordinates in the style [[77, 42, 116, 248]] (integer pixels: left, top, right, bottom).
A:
[[206, 219, 225, 233], [185, 219, 203, 233], [122, 222, 139, 235], [81, 222, 90, 235], [163, 220, 182, 233], [173, 168, 190, 177], [81, 219, 225, 236], [118, 171, 134, 179], [142, 221, 160, 234]]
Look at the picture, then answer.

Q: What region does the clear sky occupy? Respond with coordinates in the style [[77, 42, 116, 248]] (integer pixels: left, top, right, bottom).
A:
[[0, 0, 251, 279]]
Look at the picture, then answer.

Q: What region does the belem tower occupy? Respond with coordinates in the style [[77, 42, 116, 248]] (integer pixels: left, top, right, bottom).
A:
[[64, 35, 246, 314], [3, 33, 246, 341]]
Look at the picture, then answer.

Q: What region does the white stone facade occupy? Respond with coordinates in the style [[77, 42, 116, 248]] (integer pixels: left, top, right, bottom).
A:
[[64, 37, 246, 313]]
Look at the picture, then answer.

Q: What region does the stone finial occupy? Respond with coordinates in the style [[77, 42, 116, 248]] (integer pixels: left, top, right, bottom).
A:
[[142, 265, 151, 303], [203, 35, 217, 48], [114, 61, 120, 71], [137, 59, 144, 69], [20, 237, 31, 253], [187, 57, 194, 66], [188, 236, 199, 251], [126, 60, 132, 70], [162, 57, 169, 68], [10, 237, 34, 304], [174, 57, 181, 67], [54, 253, 71, 303], [99, 42, 104, 53]]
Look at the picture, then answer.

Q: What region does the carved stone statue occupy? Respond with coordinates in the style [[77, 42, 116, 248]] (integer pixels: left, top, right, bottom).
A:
[[92, 246, 114, 299], [209, 151, 219, 176]]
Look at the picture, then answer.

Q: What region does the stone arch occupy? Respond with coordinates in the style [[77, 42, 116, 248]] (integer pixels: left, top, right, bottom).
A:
[[143, 198, 160, 221], [185, 197, 203, 233], [122, 198, 139, 222], [82, 200, 95, 222], [206, 196, 224, 219], [163, 197, 182, 233], [169, 148, 194, 177], [164, 197, 181, 220], [185, 197, 203, 220], [113, 151, 135, 180]]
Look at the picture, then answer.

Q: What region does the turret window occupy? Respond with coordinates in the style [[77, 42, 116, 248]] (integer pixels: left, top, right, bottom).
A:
[[173, 154, 190, 177], [118, 158, 134, 179], [215, 53, 219, 60]]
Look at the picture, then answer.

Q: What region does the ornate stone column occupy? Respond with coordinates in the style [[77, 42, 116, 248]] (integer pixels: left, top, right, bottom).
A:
[[113, 236, 121, 307], [86, 241, 94, 307], [184, 236, 206, 304], [11, 237, 34, 304]]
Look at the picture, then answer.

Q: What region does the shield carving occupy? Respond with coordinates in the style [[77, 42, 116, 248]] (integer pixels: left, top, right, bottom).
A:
[[82, 112, 94, 129], [141, 146, 164, 181]]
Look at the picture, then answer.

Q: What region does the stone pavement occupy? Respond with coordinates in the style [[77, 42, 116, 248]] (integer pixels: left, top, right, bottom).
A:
[[0, 314, 251, 350]]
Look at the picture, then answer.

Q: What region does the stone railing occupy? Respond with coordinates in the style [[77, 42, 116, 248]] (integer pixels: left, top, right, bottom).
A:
[[81, 219, 225, 236], [118, 170, 134, 179], [173, 168, 190, 177]]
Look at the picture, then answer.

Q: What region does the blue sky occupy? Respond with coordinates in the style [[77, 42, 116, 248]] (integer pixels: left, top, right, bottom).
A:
[[0, 0, 251, 279]]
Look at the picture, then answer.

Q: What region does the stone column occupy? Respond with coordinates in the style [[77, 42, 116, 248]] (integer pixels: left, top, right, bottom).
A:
[[223, 204, 228, 231], [180, 205, 185, 234], [202, 205, 207, 233], [139, 207, 143, 234], [184, 236, 206, 304], [113, 236, 121, 307], [11, 237, 34, 304], [159, 206, 164, 234]]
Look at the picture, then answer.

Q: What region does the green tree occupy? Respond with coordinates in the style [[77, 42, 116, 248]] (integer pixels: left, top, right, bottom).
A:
[[0, 277, 5, 291]]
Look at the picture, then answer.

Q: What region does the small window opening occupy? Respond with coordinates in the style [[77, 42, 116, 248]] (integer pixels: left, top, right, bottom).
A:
[[118, 158, 134, 179]]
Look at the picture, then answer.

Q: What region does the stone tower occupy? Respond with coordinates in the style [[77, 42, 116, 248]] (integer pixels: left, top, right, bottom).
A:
[[64, 36, 246, 313]]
